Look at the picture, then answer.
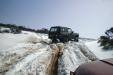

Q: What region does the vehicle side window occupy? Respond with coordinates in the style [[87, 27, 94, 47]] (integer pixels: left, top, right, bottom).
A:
[[68, 29, 72, 33], [61, 28, 65, 32], [50, 28, 57, 32]]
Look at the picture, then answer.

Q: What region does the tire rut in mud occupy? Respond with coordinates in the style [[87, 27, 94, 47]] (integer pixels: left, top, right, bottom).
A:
[[46, 43, 64, 75]]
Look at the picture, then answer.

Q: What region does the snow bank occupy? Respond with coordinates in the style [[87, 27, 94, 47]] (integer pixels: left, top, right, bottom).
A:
[[85, 41, 113, 59], [0, 31, 51, 51], [0, 32, 53, 75], [58, 41, 98, 75]]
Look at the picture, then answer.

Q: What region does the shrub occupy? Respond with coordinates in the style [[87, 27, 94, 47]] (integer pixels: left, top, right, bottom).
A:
[[99, 27, 113, 49]]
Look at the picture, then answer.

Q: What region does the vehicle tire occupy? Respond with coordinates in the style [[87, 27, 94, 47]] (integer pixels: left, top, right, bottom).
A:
[[59, 38, 62, 42], [65, 38, 68, 42], [62, 38, 68, 43], [52, 39, 58, 43], [59, 38, 66, 43]]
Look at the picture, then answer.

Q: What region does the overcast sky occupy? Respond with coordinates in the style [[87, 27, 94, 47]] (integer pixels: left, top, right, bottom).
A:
[[0, 0, 113, 38]]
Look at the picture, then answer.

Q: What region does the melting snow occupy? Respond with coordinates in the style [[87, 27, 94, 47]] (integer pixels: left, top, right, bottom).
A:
[[85, 41, 113, 59]]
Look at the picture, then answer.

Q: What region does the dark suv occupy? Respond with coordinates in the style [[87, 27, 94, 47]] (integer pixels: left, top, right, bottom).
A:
[[48, 26, 79, 43]]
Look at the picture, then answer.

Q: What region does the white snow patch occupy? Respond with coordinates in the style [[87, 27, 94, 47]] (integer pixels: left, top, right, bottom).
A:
[[85, 41, 113, 59]]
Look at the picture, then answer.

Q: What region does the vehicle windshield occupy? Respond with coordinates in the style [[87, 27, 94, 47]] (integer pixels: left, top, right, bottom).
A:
[[50, 27, 58, 32]]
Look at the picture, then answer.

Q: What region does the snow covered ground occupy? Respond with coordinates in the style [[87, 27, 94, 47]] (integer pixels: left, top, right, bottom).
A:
[[85, 41, 113, 59], [1, 31, 113, 75]]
